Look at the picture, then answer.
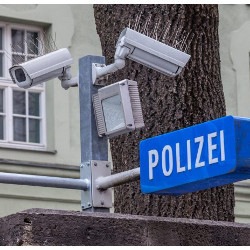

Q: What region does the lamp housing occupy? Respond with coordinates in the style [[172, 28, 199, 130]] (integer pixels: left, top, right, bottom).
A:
[[93, 79, 144, 138]]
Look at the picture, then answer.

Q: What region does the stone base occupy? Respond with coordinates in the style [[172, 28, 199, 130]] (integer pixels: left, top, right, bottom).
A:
[[0, 208, 250, 245]]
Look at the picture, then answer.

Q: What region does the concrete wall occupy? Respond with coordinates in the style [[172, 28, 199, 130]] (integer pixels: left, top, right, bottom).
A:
[[1, 208, 250, 246]]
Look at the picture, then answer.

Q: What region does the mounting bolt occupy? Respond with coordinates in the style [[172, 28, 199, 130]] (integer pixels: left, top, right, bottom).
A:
[[88, 203, 91, 207], [101, 201, 104, 205], [87, 162, 90, 166], [127, 124, 133, 127], [82, 205, 85, 208], [94, 162, 97, 166], [106, 164, 109, 168]]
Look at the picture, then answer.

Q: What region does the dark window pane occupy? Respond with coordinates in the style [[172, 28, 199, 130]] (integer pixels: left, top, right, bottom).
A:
[[15, 68, 26, 82], [12, 55, 25, 65], [27, 31, 38, 55], [0, 53, 3, 77], [13, 117, 26, 142], [29, 118, 40, 143], [0, 89, 3, 113], [29, 92, 40, 116], [13, 91, 26, 115], [0, 116, 3, 140], [11, 29, 24, 53], [0, 28, 2, 50]]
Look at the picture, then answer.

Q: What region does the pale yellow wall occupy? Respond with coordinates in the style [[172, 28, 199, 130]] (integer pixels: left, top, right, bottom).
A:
[[0, 4, 102, 216], [219, 4, 250, 223]]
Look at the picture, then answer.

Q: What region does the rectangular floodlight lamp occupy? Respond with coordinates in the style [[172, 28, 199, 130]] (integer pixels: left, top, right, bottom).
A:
[[93, 79, 145, 138]]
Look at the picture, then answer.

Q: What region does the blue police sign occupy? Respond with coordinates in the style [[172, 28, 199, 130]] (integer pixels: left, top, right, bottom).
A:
[[140, 116, 250, 195]]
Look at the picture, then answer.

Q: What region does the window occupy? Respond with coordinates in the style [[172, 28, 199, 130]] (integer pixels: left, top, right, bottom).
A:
[[0, 22, 46, 150]]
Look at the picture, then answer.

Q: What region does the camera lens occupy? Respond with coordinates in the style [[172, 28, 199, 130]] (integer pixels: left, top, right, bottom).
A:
[[15, 68, 26, 82]]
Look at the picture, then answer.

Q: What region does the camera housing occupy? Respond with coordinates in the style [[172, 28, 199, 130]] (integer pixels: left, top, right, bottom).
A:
[[92, 28, 191, 84], [9, 48, 73, 89], [117, 28, 190, 76]]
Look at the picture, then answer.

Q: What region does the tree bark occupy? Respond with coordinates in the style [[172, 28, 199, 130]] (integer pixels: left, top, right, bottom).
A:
[[94, 4, 234, 221]]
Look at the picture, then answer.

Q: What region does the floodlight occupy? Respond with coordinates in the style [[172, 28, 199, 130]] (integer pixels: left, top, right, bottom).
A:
[[93, 79, 144, 138], [92, 28, 191, 84]]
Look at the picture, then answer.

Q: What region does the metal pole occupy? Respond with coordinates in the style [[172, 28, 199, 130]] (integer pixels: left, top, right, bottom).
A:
[[79, 55, 109, 212], [0, 172, 89, 190], [95, 168, 140, 190]]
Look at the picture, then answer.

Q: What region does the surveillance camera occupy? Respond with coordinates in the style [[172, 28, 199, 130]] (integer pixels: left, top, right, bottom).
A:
[[9, 48, 75, 89], [117, 28, 190, 76], [92, 28, 191, 84]]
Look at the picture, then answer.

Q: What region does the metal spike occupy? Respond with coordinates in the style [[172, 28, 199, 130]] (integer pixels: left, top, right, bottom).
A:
[[141, 14, 152, 35], [48, 33, 56, 52], [184, 33, 195, 53], [38, 31, 45, 55], [146, 15, 152, 36], [180, 31, 191, 51], [10, 45, 24, 64], [151, 18, 160, 40], [25, 39, 39, 57], [16, 44, 25, 56], [4, 49, 18, 65], [160, 20, 171, 43], [36, 38, 43, 56], [134, 10, 142, 31], [173, 40, 182, 49], [41, 31, 49, 53], [42, 30, 52, 53], [128, 19, 131, 29], [54, 32, 57, 50], [44, 35, 51, 53], [41, 33, 52, 54], [36, 38, 44, 56], [172, 26, 182, 45]]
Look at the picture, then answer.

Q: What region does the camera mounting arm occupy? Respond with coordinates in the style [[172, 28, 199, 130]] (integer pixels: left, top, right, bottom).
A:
[[59, 66, 79, 90], [92, 46, 130, 85]]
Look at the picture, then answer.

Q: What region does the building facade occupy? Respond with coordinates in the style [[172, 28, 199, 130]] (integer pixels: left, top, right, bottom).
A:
[[219, 4, 250, 223], [0, 4, 249, 223], [0, 4, 102, 215]]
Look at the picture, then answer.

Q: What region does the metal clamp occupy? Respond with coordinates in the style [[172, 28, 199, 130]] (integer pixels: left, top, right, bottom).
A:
[[81, 160, 112, 210], [92, 63, 109, 86], [80, 161, 92, 210]]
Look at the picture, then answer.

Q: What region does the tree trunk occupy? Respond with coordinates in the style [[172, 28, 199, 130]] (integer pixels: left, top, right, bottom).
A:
[[94, 4, 234, 221]]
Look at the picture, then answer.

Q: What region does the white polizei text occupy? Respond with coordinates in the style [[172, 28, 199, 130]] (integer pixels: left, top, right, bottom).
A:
[[148, 130, 226, 180]]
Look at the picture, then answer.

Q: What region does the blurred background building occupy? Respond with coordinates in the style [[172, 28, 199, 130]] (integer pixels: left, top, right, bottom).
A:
[[0, 4, 249, 223]]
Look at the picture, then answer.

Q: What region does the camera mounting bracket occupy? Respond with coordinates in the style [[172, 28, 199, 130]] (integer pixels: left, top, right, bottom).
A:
[[81, 160, 112, 210]]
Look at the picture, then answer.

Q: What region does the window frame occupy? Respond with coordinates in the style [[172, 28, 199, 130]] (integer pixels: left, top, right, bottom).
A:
[[0, 21, 46, 151]]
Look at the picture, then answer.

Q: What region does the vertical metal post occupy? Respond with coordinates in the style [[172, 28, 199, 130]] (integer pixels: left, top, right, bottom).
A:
[[78, 56, 109, 212]]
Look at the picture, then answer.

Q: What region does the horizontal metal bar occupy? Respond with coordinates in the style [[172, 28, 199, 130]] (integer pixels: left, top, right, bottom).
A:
[[95, 167, 140, 190], [0, 172, 89, 191]]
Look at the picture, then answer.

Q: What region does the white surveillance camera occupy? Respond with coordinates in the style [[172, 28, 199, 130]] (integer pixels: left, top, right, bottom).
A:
[[9, 48, 78, 90], [92, 28, 191, 84]]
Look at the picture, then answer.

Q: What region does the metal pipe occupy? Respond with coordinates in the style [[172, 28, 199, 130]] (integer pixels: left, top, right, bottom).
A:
[[95, 167, 140, 190], [0, 172, 89, 191]]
